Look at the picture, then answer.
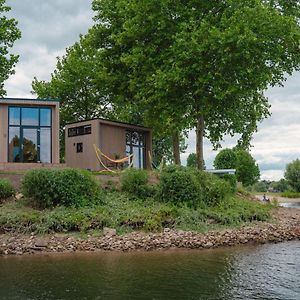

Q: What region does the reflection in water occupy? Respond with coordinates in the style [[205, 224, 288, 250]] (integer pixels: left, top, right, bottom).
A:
[[280, 202, 300, 209], [0, 241, 299, 300]]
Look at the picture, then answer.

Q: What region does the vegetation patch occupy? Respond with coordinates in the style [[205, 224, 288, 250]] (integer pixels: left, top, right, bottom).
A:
[[22, 168, 104, 208], [0, 179, 15, 203]]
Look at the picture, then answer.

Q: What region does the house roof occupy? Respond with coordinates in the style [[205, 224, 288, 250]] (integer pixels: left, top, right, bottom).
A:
[[66, 118, 151, 131]]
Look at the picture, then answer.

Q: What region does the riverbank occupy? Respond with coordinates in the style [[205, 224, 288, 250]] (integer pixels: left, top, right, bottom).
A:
[[1, 207, 299, 256]]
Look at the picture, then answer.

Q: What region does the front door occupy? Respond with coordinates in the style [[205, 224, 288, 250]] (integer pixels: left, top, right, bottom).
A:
[[21, 128, 38, 163]]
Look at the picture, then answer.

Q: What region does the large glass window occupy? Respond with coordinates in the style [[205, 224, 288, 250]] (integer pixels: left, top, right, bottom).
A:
[[9, 107, 20, 126], [8, 107, 52, 163], [8, 127, 21, 162], [22, 108, 39, 126], [126, 131, 146, 169]]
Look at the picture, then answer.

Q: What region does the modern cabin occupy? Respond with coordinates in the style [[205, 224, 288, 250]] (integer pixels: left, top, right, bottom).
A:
[[0, 98, 60, 170], [65, 119, 152, 171]]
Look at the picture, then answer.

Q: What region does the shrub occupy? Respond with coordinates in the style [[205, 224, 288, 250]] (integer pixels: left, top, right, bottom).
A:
[[0, 179, 15, 203], [120, 169, 155, 198], [22, 168, 103, 208], [220, 174, 237, 193], [158, 166, 232, 207], [193, 171, 232, 206], [159, 167, 201, 206]]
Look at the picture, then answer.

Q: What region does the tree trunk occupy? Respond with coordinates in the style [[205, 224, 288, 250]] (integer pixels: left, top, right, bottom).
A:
[[196, 115, 205, 170], [172, 131, 181, 165]]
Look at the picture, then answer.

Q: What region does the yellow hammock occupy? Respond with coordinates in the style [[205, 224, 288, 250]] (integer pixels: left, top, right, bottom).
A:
[[93, 144, 134, 173]]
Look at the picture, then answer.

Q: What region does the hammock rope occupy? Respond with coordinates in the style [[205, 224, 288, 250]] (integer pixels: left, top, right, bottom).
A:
[[93, 144, 134, 173]]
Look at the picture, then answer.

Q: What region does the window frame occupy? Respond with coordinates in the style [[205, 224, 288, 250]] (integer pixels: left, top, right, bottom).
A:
[[8, 106, 52, 163]]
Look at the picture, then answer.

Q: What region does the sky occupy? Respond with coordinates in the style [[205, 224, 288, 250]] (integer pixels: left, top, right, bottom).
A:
[[4, 0, 300, 181]]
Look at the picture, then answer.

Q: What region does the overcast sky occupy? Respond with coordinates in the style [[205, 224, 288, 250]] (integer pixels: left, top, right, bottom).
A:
[[4, 0, 300, 181]]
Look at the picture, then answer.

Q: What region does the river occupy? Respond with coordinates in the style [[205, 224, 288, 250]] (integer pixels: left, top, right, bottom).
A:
[[0, 241, 299, 299]]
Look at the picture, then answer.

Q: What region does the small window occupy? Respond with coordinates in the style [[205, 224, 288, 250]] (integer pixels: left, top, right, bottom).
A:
[[68, 125, 92, 137], [76, 143, 83, 153]]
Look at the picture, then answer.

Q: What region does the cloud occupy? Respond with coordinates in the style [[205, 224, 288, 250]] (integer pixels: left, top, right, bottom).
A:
[[5, 0, 93, 96]]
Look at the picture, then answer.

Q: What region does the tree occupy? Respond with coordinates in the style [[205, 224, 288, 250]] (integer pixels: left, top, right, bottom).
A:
[[0, 0, 21, 96], [32, 29, 113, 161], [235, 150, 260, 186], [214, 148, 260, 186], [32, 28, 111, 126], [284, 159, 300, 192], [187, 153, 197, 168], [270, 179, 289, 192], [186, 153, 206, 169], [92, 0, 300, 169], [214, 149, 237, 170]]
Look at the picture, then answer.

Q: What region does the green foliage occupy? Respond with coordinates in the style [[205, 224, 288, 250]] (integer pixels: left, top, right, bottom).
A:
[[92, 0, 300, 165], [187, 153, 197, 168], [214, 149, 237, 169], [284, 159, 300, 192], [193, 171, 232, 206], [213, 148, 260, 187], [158, 166, 232, 207], [0, 0, 21, 96], [220, 174, 237, 193], [252, 181, 268, 193], [0, 179, 15, 202], [0, 192, 272, 234], [281, 191, 300, 199], [235, 150, 260, 186], [270, 179, 289, 192], [120, 169, 155, 198], [159, 166, 201, 206], [22, 168, 103, 208]]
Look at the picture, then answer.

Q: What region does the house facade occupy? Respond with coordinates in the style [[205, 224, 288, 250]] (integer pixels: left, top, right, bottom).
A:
[[65, 119, 152, 171], [0, 98, 60, 170]]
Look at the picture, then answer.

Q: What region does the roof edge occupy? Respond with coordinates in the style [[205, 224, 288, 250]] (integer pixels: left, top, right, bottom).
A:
[[0, 97, 60, 102], [66, 117, 151, 131]]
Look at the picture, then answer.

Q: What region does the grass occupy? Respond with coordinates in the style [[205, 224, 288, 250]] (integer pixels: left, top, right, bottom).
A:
[[0, 192, 274, 235], [280, 191, 300, 198]]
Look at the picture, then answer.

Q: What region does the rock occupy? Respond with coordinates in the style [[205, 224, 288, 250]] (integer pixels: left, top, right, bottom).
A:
[[35, 239, 48, 248], [15, 193, 23, 200], [103, 227, 117, 236]]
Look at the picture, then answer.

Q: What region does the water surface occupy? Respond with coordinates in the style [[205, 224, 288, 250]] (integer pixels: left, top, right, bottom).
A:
[[0, 241, 299, 299]]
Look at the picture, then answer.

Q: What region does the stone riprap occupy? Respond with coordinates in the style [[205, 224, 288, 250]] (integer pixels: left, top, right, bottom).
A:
[[0, 208, 299, 256]]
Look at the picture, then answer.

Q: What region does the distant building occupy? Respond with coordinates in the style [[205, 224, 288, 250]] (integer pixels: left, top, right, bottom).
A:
[[0, 98, 60, 170], [65, 119, 152, 171]]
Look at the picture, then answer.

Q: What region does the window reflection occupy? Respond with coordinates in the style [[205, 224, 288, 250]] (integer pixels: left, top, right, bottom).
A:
[[8, 106, 52, 163], [22, 128, 38, 163], [9, 107, 20, 125], [22, 108, 39, 126], [40, 128, 51, 163], [40, 108, 51, 127], [8, 127, 20, 162], [126, 130, 146, 169]]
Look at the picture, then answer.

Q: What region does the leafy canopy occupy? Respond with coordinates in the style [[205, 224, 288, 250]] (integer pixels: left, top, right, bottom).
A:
[[285, 159, 300, 192], [214, 148, 260, 186], [0, 0, 21, 96], [92, 0, 300, 150]]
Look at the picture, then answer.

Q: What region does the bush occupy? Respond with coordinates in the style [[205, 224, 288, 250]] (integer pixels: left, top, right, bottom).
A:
[[159, 166, 201, 206], [120, 169, 155, 198], [22, 168, 103, 208], [0, 179, 15, 202], [220, 174, 237, 193], [158, 166, 231, 207], [193, 171, 232, 206]]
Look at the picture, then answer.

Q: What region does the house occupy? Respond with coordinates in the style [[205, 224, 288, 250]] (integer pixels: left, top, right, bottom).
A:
[[65, 119, 152, 171], [0, 98, 60, 170]]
